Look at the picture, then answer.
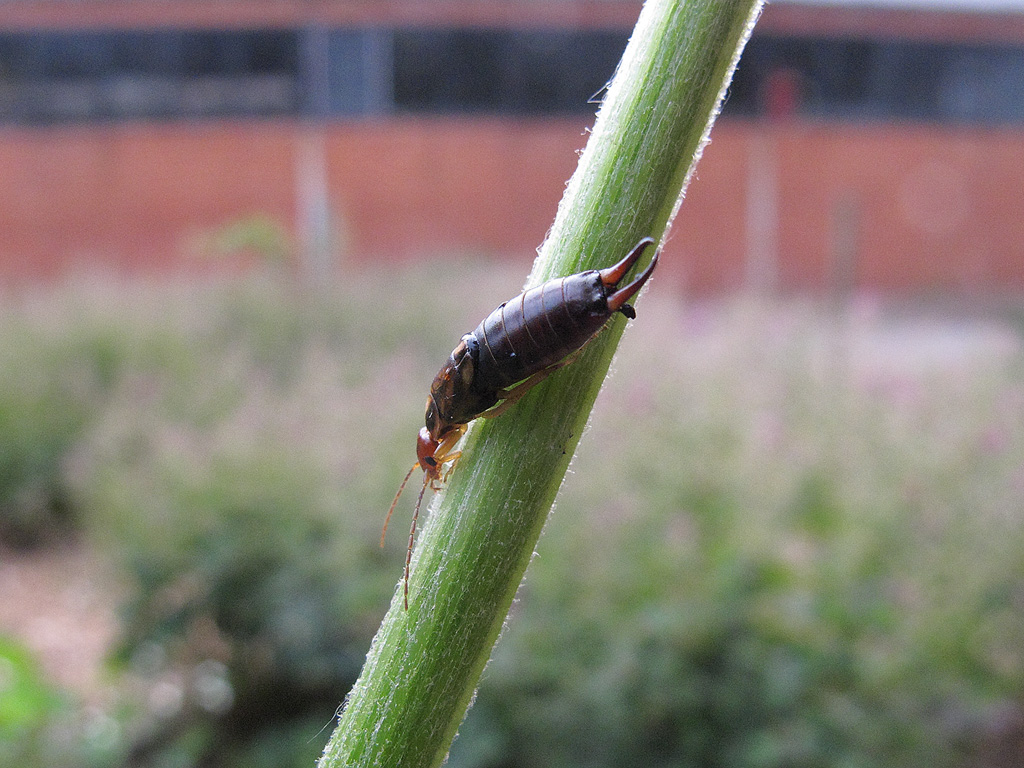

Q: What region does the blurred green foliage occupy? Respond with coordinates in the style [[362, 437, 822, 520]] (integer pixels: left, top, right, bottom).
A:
[[62, 271, 454, 768], [208, 215, 293, 268], [0, 319, 104, 544], [1, 270, 1023, 767], [0, 636, 124, 767]]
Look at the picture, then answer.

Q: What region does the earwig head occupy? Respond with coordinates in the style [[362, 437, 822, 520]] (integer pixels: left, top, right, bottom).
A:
[[416, 426, 442, 481], [421, 395, 446, 482]]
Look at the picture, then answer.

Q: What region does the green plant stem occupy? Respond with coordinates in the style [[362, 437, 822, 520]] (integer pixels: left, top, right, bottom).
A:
[[319, 1, 763, 766]]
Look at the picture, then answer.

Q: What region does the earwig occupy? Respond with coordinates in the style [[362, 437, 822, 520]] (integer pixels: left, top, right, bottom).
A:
[[382, 236, 658, 609]]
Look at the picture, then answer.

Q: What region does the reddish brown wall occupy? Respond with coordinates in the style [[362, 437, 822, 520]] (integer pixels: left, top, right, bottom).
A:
[[2, 1, 1022, 294], [734, 123, 1024, 294], [0, 118, 1022, 295], [0, 0, 643, 30], [4, 1, 1024, 44], [0, 123, 297, 277]]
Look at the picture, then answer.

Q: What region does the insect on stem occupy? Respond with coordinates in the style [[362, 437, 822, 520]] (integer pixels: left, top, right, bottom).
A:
[[383, 237, 658, 611]]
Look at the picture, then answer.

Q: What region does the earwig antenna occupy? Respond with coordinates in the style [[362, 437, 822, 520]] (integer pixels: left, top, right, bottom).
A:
[[405, 475, 430, 610], [381, 462, 419, 547]]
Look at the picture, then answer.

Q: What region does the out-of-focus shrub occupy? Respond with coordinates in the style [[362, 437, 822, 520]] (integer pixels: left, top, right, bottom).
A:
[[0, 327, 91, 545], [71, 395, 387, 766], [6, 266, 1024, 768], [450, 298, 1024, 768], [2, 259, 517, 768], [0, 299, 130, 545], [0, 277, 214, 546], [61, 269, 459, 768], [0, 636, 125, 767]]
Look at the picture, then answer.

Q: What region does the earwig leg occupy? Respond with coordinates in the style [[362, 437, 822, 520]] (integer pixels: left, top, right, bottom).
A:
[[480, 367, 556, 419], [432, 426, 466, 476], [480, 347, 583, 420], [599, 237, 656, 287], [440, 453, 461, 484], [481, 336, 605, 420], [401, 426, 465, 609]]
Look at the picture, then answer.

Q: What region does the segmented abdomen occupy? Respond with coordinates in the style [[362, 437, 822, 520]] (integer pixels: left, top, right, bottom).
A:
[[471, 271, 609, 391]]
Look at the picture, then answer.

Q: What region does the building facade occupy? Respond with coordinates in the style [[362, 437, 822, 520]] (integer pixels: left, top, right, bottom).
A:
[[1, 0, 1022, 294]]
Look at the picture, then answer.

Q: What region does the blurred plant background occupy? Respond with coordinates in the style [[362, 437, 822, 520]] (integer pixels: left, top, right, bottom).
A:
[[1, 258, 1023, 768], [3, 1, 1024, 764]]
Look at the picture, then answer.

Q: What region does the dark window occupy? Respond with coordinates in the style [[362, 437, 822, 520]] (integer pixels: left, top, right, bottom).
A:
[[2, 26, 1024, 125], [726, 34, 1024, 124], [0, 29, 299, 123], [392, 28, 628, 114]]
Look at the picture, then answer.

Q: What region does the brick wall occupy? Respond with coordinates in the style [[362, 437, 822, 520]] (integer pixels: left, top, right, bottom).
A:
[[0, 118, 1021, 294]]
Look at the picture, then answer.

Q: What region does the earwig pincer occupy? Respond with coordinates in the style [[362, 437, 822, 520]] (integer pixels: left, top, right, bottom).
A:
[[381, 236, 658, 609]]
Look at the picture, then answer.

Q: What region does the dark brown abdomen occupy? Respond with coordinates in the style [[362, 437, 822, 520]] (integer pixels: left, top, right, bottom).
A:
[[471, 271, 610, 391]]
